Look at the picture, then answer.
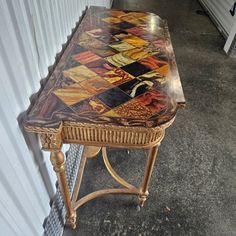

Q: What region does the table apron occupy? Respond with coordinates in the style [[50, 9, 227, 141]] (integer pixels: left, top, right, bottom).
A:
[[61, 125, 165, 148]]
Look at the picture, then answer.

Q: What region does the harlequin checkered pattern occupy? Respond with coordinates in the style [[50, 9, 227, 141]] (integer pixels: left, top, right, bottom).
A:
[[26, 7, 185, 129]]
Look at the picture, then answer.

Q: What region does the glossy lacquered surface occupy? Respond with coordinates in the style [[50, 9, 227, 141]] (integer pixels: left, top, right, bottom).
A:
[[25, 7, 185, 129]]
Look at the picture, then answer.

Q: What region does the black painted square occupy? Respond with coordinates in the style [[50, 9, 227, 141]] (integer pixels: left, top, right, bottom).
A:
[[121, 62, 151, 77], [96, 87, 132, 108], [118, 78, 150, 98], [109, 28, 126, 35], [114, 21, 136, 29]]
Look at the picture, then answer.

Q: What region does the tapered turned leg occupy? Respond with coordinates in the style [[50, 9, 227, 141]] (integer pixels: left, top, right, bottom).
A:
[[50, 151, 76, 229], [138, 145, 159, 207]]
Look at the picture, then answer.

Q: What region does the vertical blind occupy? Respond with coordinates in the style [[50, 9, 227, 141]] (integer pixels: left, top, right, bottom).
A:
[[0, 0, 112, 235]]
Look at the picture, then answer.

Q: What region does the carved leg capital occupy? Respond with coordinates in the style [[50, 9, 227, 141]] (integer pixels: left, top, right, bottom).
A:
[[50, 151, 65, 173]]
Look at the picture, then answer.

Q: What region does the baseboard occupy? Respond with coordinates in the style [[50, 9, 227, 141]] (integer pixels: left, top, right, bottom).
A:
[[43, 145, 84, 236]]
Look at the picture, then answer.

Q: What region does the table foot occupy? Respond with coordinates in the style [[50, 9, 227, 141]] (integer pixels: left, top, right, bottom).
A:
[[138, 191, 149, 207], [66, 211, 77, 229]]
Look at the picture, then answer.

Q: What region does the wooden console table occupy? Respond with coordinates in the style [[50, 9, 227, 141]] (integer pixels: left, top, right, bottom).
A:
[[24, 6, 185, 229]]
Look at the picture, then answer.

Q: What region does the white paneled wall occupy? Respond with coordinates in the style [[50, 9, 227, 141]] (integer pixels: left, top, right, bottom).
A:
[[0, 0, 111, 236], [199, 0, 236, 55], [199, 0, 236, 35]]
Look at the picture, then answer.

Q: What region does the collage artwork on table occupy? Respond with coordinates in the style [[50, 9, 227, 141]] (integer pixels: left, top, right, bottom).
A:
[[26, 7, 185, 128]]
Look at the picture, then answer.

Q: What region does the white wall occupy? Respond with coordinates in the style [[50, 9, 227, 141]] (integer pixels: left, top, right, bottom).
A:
[[224, 13, 236, 54], [199, 0, 236, 55], [0, 0, 111, 235], [199, 0, 235, 35]]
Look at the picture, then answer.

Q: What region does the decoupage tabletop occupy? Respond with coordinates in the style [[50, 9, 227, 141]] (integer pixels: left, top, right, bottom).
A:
[[24, 6, 185, 131]]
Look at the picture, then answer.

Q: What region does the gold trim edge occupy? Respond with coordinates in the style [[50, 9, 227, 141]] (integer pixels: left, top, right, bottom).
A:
[[24, 117, 175, 150]]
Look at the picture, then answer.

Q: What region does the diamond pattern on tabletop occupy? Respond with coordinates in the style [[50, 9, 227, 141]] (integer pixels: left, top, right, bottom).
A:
[[105, 53, 135, 67], [53, 84, 93, 106], [121, 62, 151, 77], [86, 28, 119, 44], [109, 28, 127, 36], [86, 28, 107, 38], [155, 64, 170, 76], [63, 65, 99, 83], [73, 51, 101, 64], [100, 35, 120, 44], [114, 21, 136, 29], [123, 36, 148, 47], [138, 56, 168, 70], [144, 44, 162, 56], [126, 27, 146, 36], [71, 97, 109, 115], [135, 89, 169, 113], [120, 15, 145, 25], [102, 68, 134, 85], [113, 31, 131, 40], [124, 12, 147, 18], [79, 77, 114, 94], [85, 59, 115, 75], [102, 17, 122, 24], [78, 33, 106, 50], [89, 46, 117, 57], [102, 109, 120, 117], [138, 70, 168, 87], [24, 7, 185, 129], [122, 48, 151, 60], [118, 78, 151, 98], [109, 41, 135, 51], [96, 87, 131, 108], [109, 100, 152, 119]]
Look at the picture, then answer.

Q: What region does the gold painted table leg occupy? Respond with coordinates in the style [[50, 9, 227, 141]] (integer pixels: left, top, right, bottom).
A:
[[50, 151, 77, 229], [73, 146, 140, 211], [138, 145, 159, 207], [72, 146, 101, 204]]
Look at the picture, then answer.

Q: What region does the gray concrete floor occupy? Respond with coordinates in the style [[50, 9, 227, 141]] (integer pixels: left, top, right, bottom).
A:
[[63, 0, 236, 235]]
